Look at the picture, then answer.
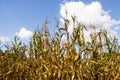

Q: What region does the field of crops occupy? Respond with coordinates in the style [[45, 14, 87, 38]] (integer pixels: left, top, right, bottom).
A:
[[0, 16, 120, 80]]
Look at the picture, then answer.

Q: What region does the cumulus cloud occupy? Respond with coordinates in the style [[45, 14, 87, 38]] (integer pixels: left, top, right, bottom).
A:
[[15, 27, 33, 40], [60, 1, 120, 42], [0, 36, 9, 43]]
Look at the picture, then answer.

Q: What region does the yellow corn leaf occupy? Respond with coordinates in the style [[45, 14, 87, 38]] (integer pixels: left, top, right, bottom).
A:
[[104, 67, 108, 72], [114, 73, 119, 80], [89, 61, 98, 64], [74, 54, 79, 61]]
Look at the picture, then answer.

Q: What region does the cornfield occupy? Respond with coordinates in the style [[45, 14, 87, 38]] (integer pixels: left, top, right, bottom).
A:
[[0, 16, 120, 80]]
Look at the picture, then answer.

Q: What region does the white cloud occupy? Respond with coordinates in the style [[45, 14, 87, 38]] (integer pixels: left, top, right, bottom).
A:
[[0, 36, 9, 43], [15, 27, 33, 40], [60, 1, 120, 42], [118, 39, 120, 44]]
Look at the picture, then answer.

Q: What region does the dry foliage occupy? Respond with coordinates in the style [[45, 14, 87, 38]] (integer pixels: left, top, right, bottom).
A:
[[0, 16, 120, 80]]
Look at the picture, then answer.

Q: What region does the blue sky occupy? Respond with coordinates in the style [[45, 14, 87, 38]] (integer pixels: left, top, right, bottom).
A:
[[0, 0, 62, 41], [0, 0, 120, 44]]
